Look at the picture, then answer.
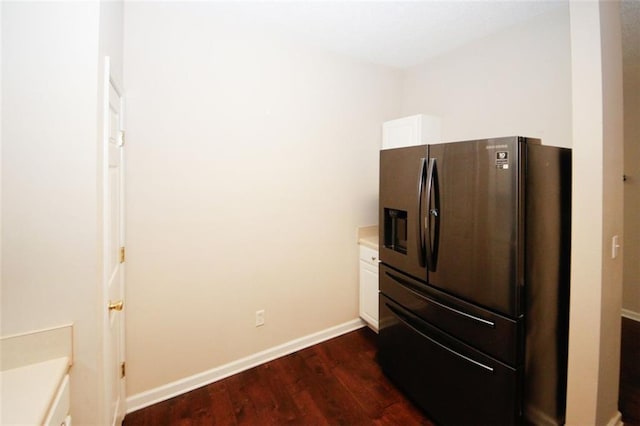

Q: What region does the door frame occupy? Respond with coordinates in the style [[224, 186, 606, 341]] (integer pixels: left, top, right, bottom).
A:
[[101, 55, 126, 426]]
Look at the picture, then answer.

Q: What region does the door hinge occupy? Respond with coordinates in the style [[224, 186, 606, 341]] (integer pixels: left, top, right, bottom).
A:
[[119, 130, 125, 147], [121, 361, 126, 378], [119, 247, 126, 263]]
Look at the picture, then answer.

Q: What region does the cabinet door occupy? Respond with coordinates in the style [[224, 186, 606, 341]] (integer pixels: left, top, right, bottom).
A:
[[44, 375, 70, 426], [359, 260, 379, 331], [382, 114, 441, 149]]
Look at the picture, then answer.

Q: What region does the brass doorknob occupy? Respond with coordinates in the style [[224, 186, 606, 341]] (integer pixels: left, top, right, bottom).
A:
[[108, 300, 124, 312]]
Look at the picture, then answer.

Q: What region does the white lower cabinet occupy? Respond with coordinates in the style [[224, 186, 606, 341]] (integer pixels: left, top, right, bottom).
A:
[[359, 245, 379, 332], [44, 374, 71, 426]]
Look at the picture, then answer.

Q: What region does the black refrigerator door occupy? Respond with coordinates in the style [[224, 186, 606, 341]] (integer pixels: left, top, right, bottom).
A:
[[427, 137, 525, 318], [379, 145, 429, 281]]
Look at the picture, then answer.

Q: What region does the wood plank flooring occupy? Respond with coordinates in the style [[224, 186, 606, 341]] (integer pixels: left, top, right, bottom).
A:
[[125, 320, 640, 426], [123, 328, 433, 426], [620, 317, 640, 425]]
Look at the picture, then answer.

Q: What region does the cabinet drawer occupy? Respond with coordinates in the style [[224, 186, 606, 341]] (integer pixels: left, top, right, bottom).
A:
[[380, 264, 520, 366], [359, 245, 379, 265], [44, 374, 70, 426]]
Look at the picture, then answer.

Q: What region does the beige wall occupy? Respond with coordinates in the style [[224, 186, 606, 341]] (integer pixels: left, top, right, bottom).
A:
[[1, 2, 123, 424], [566, 1, 624, 424], [1, 4, 101, 423], [123, 2, 402, 396], [400, 6, 572, 149], [597, 2, 624, 423], [623, 63, 640, 315], [0, 1, 3, 335]]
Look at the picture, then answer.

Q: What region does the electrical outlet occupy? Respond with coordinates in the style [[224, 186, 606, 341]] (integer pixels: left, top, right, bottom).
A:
[[255, 310, 265, 327]]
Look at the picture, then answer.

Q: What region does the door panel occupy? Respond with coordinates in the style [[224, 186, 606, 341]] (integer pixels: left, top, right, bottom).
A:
[[379, 295, 520, 425], [104, 58, 126, 426], [359, 260, 379, 330], [379, 145, 428, 281], [427, 138, 522, 317]]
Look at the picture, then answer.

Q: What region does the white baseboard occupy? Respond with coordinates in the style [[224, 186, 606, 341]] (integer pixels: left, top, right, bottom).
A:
[[524, 404, 560, 426], [622, 308, 640, 322], [606, 410, 623, 426], [126, 318, 366, 414]]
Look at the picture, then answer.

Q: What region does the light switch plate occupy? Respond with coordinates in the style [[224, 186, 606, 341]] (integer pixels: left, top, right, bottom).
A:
[[611, 235, 620, 259]]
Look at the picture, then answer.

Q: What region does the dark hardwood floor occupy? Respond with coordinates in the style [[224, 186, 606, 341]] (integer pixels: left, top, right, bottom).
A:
[[125, 320, 640, 426], [620, 317, 640, 426], [124, 327, 433, 426]]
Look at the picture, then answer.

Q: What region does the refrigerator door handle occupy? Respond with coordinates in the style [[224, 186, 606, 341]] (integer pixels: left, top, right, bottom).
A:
[[425, 158, 440, 271], [417, 158, 427, 267]]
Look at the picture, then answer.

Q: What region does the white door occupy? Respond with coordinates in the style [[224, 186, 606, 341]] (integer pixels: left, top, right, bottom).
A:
[[103, 57, 126, 426]]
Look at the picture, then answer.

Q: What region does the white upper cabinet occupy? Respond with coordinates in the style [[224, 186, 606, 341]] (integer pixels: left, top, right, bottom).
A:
[[382, 114, 441, 149]]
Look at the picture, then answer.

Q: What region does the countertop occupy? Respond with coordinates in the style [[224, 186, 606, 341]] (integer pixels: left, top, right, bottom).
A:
[[357, 225, 379, 250], [1, 324, 73, 425], [1, 356, 70, 425]]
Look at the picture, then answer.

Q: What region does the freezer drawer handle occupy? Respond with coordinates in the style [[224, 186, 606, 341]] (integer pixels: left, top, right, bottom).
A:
[[385, 271, 495, 328], [386, 302, 495, 373]]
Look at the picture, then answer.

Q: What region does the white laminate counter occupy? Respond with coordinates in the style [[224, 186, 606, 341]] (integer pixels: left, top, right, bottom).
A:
[[1, 324, 73, 425], [357, 225, 379, 250], [1, 357, 71, 425]]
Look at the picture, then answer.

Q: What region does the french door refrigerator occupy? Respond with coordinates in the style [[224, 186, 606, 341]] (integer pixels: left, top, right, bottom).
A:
[[378, 136, 571, 425]]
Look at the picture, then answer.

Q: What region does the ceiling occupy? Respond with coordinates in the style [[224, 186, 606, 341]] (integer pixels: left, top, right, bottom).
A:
[[220, 0, 637, 70], [622, 0, 640, 67]]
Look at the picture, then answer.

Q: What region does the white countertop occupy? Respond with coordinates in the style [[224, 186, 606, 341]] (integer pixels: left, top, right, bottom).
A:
[[357, 225, 379, 250], [1, 357, 70, 425]]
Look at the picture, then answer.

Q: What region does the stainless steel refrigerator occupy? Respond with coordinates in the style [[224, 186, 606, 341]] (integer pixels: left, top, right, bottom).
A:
[[378, 136, 571, 425]]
